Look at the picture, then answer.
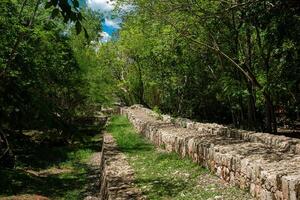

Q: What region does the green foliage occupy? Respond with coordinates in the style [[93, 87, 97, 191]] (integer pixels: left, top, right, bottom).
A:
[[97, 0, 300, 132], [0, 0, 104, 147], [45, 0, 87, 36], [153, 106, 161, 115]]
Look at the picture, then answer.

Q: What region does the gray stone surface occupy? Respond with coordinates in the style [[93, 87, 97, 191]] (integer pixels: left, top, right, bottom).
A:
[[100, 133, 145, 200], [121, 105, 300, 200]]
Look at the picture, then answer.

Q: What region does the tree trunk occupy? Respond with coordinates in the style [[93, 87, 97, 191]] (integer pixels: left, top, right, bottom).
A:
[[246, 81, 257, 130], [245, 26, 257, 130], [263, 92, 277, 133], [136, 62, 150, 108]]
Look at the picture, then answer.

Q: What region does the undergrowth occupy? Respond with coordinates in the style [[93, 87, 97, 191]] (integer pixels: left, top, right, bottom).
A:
[[0, 133, 102, 200]]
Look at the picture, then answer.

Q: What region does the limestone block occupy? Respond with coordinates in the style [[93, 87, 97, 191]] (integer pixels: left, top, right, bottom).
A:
[[275, 190, 283, 200], [122, 105, 300, 200], [260, 189, 274, 200], [282, 175, 300, 200], [295, 144, 300, 154], [250, 183, 256, 196]]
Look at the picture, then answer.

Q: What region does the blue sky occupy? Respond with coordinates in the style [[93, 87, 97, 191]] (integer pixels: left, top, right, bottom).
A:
[[103, 24, 115, 35], [86, 0, 128, 42]]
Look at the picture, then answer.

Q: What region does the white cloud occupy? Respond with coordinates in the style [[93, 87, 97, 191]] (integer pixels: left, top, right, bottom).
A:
[[87, 0, 115, 12], [104, 18, 121, 29], [87, 0, 134, 14], [100, 31, 112, 42]]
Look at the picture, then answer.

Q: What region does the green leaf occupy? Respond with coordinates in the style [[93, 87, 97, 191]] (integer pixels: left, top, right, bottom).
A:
[[51, 8, 60, 19], [78, 13, 83, 21], [73, 0, 79, 8], [70, 12, 77, 21], [75, 21, 82, 34], [52, 0, 58, 6], [45, 1, 53, 9], [83, 27, 89, 39]]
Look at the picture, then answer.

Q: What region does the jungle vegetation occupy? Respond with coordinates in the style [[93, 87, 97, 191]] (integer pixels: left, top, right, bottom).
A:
[[1, 0, 300, 168]]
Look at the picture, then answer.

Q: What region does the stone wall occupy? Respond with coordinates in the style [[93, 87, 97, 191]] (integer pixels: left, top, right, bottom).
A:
[[99, 133, 144, 200], [121, 105, 300, 200]]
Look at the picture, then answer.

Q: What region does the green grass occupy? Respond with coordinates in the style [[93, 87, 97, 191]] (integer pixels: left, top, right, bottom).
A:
[[0, 132, 102, 200], [107, 116, 251, 200]]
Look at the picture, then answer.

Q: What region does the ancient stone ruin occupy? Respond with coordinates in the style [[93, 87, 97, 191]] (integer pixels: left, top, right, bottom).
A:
[[121, 105, 300, 200]]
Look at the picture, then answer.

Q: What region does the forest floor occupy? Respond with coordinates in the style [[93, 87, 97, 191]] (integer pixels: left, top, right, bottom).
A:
[[107, 116, 254, 200], [0, 130, 102, 200]]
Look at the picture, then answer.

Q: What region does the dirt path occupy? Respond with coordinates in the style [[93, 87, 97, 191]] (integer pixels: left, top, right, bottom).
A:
[[83, 152, 101, 200]]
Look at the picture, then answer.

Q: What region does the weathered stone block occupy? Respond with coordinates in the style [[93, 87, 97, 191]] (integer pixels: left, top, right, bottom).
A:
[[120, 105, 300, 200], [282, 175, 300, 200]]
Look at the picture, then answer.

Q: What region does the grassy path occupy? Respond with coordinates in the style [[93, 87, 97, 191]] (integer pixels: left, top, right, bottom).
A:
[[107, 116, 253, 200]]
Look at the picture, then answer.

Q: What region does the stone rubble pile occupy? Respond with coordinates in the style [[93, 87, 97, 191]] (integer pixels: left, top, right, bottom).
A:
[[100, 133, 145, 200], [121, 105, 300, 200]]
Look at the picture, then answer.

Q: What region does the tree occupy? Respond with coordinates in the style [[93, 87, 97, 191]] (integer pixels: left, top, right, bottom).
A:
[[98, 0, 300, 133], [0, 0, 102, 168]]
